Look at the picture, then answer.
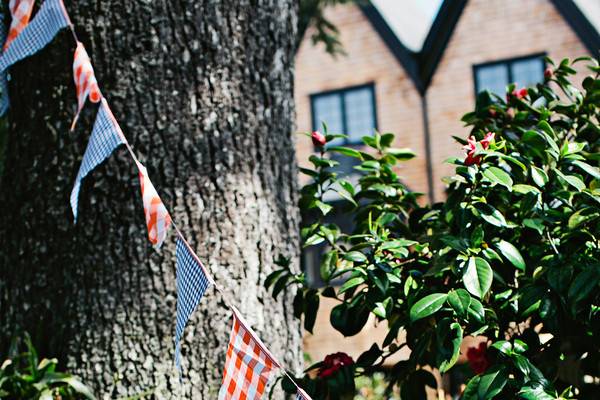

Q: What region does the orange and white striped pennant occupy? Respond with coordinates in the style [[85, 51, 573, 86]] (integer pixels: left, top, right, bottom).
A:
[[71, 41, 101, 130], [4, 0, 35, 51], [135, 160, 172, 249]]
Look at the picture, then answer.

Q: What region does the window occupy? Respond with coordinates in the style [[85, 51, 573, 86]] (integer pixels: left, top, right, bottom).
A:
[[473, 54, 546, 96], [310, 84, 377, 146]]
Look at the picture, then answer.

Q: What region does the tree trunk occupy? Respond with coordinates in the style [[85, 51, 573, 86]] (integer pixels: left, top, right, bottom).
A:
[[0, 0, 301, 398]]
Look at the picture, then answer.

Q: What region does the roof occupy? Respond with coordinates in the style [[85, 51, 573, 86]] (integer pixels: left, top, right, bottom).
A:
[[359, 0, 600, 94]]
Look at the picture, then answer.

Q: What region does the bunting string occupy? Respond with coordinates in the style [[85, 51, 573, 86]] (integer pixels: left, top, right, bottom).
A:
[[1, 1, 310, 398]]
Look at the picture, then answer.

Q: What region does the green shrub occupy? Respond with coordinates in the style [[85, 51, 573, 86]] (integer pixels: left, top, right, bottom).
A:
[[268, 57, 600, 399], [0, 334, 94, 400]]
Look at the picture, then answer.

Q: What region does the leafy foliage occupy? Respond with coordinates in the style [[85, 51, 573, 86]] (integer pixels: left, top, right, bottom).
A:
[[0, 334, 95, 399], [267, 57, 600, 399], [297, 0, 360, 56]]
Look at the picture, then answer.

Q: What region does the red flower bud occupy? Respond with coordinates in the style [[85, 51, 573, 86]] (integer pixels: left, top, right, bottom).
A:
[[311, 130, 326, 147], [488, 108, 497, 118], [544, 67, 553, 79]]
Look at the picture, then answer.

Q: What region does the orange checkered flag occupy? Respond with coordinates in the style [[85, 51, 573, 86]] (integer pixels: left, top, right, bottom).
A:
[[71, 41, 101, 130], [4, 0, 35, 51], [218, 307, 280, 400], [135, 160, 172, 249]]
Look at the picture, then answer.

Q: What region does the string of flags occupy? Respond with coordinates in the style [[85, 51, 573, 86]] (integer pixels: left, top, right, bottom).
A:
[[0, 1, 310, 398]]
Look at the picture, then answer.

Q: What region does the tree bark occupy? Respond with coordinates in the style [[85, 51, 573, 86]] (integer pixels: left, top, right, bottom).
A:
[[0, 0, 301, 398]]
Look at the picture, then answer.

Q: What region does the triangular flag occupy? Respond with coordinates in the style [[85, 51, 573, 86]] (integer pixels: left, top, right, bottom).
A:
[[4, 0, 35, 51], [0, 0, 70, 72], [135, 160, 172, 249], [0, 13, 10, 115], [71, 41, 101, 130], [218, 307, 280, 400], [174, 233, 213, 372], [70, 100, 123, 221], [296, 388, 312, 400]]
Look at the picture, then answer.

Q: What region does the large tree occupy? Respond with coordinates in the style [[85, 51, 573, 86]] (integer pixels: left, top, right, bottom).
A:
[[0, 0, 301, 398]]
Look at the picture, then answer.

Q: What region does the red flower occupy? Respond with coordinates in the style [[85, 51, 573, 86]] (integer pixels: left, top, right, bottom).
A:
[[510, 87, 528, 100], [544, 67, 553, 79], [311, 130, 326, 147], [488, 108, 497, 118], [463, 132, 494, 166], [466, 342, 490, 375], [317, 352, 354, 378]]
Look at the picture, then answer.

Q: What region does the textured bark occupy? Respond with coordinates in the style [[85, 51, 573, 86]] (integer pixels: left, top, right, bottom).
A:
[[0, 0, 301, 398]]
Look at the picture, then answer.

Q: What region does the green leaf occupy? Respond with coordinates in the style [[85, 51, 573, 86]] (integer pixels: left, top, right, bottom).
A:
[[338, 276, 365, 294], [327, 146, 363, 159], [475, 203, 508, 228], [461, 376, 481, 400], [571, 160, 600, 179], [513, 184, 540, 194], [304, 289, 320, 333], [314, 200, 333, 216], [410, 293, 447, 321], [495, 240, 525, 271], [463, 257, 493, 298], [483, 167, 513, 190], [438, 321, 463, 373], [568, 267, 600, 305], [531, 166, 548, 187], [343, 251, 367, 263], [386, 147, 415, 160], [568, 207, 599, 229], [447, 289, 471, 318], [554, 168, 585, 191], [477, 365, 508, 399]]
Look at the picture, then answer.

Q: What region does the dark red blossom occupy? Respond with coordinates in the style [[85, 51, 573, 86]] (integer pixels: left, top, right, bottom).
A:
[[318, 352, 354, 378], [463, 132, 494, 166], [466, 342, 490, 375], [544, 67, 553, 79], [311, 130, 327, 147]]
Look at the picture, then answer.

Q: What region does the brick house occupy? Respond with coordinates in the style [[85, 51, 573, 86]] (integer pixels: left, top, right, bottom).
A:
[[294, 0, 600, 390]]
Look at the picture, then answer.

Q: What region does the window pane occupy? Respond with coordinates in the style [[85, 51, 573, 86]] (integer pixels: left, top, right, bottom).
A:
[[344, 87, 375, 142], [476, 64, 509, 96], [511, 57, 544, 87], [313, 93, 344, 145]]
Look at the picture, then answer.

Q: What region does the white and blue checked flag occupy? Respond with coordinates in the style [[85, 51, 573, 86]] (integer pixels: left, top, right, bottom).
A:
[[296, 388, 312, 400], [0, 13, 9, 115], [70, 100, 123, 221], [175, 233, 213, 372], [0, 0, 70, 72]]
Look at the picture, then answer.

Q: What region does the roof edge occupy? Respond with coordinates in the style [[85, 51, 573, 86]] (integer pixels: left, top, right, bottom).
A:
[[549, 0, 600, 56], [358, 3, 424, 93], [418, 0, 468, 90]]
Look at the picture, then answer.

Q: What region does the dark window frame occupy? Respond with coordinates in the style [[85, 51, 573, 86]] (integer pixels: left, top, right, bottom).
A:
[[472, 52, 547, 96], [309, 82, 378, 148]]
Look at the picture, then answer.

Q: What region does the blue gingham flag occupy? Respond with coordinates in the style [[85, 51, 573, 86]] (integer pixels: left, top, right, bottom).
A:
[[0, 0, 70, 72], [175, 233, 213, 372], [296, 388, 312, 400], [70, 100, 123, 221], [0, 13, 9, 115]]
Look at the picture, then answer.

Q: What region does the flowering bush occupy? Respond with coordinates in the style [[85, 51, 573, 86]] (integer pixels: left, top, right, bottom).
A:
[[267, 57, 600, 399]]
